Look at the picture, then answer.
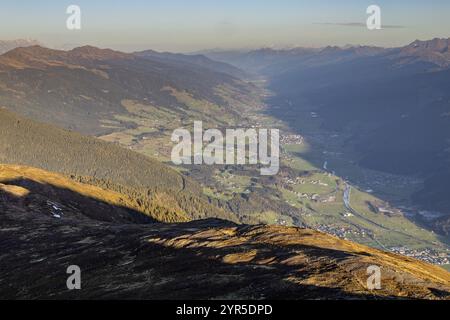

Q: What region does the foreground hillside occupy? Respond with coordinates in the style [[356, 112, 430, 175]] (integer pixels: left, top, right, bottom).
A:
[[0, 164, 186, 223], [0, 164, 449, 299]]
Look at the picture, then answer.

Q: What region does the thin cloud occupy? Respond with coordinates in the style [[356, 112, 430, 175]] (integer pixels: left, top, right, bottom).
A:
[[314, 22, 406, 29]]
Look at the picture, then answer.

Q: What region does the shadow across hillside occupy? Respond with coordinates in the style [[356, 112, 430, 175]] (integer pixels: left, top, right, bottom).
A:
[[0, 177, 156, 224]]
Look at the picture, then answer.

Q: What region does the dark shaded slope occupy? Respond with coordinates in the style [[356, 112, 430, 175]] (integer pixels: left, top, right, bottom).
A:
[[0, 166, 156, 224]]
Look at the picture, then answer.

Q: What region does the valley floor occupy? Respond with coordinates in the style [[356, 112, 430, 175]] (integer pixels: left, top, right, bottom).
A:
[[97, 80, 450, 267]]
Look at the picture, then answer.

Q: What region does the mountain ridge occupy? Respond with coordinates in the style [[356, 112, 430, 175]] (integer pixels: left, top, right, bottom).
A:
[[135, 49, 247, 78], [204, 38, 450, 73]]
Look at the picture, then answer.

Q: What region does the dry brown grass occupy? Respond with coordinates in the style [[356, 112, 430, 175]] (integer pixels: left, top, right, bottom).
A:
[[0, 164, 189, 223]]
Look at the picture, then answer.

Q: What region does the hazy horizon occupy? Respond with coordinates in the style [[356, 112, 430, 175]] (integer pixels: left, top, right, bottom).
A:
[[1, 0, 450, 53], [3, 36, 450, 55]]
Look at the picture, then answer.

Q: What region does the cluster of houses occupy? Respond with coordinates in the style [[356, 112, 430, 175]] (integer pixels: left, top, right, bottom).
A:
[[282, 176, 329, 187], [280, 134, 304, 145], [314, 224, 371, 240], [389, 247, 449, 265]]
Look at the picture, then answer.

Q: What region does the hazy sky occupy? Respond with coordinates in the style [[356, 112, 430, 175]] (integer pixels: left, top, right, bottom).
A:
[[1, 0, 449, 52]]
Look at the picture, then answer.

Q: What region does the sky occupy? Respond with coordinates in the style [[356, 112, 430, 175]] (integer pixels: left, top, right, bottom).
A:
[[1, 0, 449, 52]]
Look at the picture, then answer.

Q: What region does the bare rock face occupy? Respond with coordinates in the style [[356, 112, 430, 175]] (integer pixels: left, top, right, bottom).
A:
[[0, 164, 449, 300]]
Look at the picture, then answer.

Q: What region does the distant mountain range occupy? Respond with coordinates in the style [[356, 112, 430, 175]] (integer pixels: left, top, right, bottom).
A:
[[205, 38, 450, 73], [135, 49, 248, 78]]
